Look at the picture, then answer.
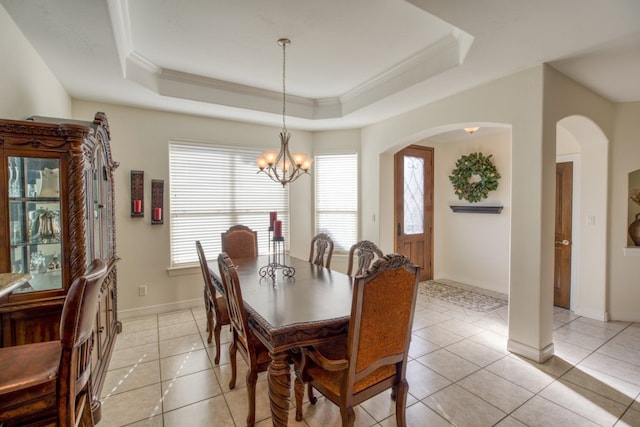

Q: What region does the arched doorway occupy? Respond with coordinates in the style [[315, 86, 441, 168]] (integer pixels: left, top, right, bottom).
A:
[[556, 115, 608, 320]]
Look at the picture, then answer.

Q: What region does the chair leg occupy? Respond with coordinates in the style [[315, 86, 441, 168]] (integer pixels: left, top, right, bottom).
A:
[[213, 320, 222, 364], [391, 384, 397, 401], [246, 369, 258, 426], [206, 311, 213, 344], [340, 406, 356, 427], [80, 394, 95, 427], [307, 383, 317, 404], [228, 340, 237, 389], [394, 380, 409, 427]]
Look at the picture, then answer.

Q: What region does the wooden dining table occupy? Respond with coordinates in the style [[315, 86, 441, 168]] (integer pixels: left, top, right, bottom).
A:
[[208, 254, 353, 426]]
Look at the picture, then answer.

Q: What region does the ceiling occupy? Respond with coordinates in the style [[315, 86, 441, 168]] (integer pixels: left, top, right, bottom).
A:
[[2, 0, 639, 131]]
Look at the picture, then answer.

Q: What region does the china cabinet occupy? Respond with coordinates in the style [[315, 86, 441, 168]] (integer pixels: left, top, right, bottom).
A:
[[0, 112, 120, 406]]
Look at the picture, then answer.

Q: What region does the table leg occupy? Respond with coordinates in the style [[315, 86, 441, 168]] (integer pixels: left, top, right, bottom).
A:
[[268, 351, 290, 427]]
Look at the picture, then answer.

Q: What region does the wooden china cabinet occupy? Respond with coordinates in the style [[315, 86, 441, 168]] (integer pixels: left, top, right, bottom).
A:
[[0, 112, 120, 405]]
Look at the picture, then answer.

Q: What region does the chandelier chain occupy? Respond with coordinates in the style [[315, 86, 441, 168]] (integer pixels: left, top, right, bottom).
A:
[[282, 40, 287, 133]]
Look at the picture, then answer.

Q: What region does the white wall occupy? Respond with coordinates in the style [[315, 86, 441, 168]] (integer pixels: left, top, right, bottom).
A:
[[72, 101, 314, 315], [359, 66, 556, 360], [609, 102, 640, 321], [432, 131, 511, 294], [544, 67, 614, 322], [0, 5, 70, 119]]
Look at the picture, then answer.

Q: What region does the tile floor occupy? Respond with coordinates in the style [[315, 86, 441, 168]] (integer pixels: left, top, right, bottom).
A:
[[99, 289, 640, 426]]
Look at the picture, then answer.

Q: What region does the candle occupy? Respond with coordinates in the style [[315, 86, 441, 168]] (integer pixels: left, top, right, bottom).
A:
[[273, 220, 282, 238], [153, 207, 162, 221], [133, 199, 142, 213], [269, 211, 277, 229]]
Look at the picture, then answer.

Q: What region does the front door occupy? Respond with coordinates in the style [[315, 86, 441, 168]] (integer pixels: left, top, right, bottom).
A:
[[394, 145, 434, 281], [554, 161, 573, 308]]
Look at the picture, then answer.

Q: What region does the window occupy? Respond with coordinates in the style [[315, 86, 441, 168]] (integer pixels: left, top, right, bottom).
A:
[[314, 153, 358, 252], [169, 141, 288, 266]]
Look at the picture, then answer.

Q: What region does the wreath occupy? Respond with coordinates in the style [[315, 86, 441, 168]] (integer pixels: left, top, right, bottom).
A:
[[449, 152, 501, 203]]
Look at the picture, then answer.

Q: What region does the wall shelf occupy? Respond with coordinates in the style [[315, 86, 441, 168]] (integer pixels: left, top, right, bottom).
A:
[[450, 205, 503, 214]]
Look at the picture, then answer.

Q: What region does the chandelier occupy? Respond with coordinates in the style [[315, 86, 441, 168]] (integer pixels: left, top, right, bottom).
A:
[[256, 38, 312, 187]]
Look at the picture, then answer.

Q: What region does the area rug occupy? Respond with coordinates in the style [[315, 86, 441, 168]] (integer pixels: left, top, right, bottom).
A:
[[419, 281, 508, 313]]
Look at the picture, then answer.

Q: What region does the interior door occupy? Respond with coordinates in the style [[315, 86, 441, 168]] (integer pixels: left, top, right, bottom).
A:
[[554, 161, 573, 308], [394, 145, 434, 281]]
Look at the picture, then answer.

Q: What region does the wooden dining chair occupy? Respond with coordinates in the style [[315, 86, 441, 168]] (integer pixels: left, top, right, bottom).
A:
[[0, 259, 109, 427], [221, 224, 258, 259], [346, 240, 384, 276], [294, 253, 420, 427], [195, 240, 230, 364], [217, 252, 271, 426], [308, 232, 334, 268]]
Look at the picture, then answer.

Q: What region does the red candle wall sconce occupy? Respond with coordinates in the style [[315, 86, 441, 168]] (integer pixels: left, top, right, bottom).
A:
[[151, 179, 164, 225], [131, 170, 144, 217]]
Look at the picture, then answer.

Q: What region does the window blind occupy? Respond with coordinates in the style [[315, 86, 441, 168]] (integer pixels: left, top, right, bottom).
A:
[[169, 141, 289, 266], [314, 153, 358, 252]]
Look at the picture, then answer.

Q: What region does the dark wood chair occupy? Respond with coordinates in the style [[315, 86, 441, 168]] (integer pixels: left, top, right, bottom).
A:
[[221, 225, 258, 259], [195, 240, 230, 364], [294, 254, 420, 427], [346, 240, 384, 276], [0, 259, 109, 427], [308, 233, 334, 268], [217, 252, 271, 426]]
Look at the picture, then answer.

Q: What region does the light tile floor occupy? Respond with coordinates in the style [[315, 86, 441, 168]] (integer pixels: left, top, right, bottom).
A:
[[99, 290, 640, 426]]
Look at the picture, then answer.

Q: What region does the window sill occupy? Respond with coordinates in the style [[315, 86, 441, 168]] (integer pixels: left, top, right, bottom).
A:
[[167, 263, 200, 276]]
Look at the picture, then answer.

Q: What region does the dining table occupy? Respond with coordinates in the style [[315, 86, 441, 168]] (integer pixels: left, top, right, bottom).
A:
[[208, 254, 353, 426]]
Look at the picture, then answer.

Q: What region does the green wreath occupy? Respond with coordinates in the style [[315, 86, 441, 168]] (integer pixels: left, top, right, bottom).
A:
[[449, 152, 501, 203]]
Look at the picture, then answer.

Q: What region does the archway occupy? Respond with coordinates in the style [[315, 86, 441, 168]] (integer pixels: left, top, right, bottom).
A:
[[556, 115, 609, 320]]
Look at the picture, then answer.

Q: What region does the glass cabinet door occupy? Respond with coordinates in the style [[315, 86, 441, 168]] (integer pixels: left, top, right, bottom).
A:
[[8, 156, 63, 294]]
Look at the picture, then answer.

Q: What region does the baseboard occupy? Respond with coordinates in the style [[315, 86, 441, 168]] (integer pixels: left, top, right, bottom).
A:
[[607, 311, 640, 322], [118, 298, 202, 320], [507, 339, 554, 363], [573, 307, 608, 321]]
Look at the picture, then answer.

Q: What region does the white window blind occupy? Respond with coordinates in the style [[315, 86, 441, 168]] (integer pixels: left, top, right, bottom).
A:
[[314, 153, 358, 252], [169, 141, 288, 266]]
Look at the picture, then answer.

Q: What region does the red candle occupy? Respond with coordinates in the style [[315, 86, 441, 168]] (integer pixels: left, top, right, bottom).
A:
[[269, 211, 277, 229], [273, 220, 282, 238], [133, 199, 142, 213], [153, 207, 162, 221]]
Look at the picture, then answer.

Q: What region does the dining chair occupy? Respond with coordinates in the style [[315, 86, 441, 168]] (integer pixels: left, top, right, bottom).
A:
[[0, 259, 109, 427], [217, 252, 272, 426], [221, 224, 258, 259], [346, 240, 384, 276], [195, 240, 230, 364], [308, 232, 334, 268], [294, 253, 420, 427]]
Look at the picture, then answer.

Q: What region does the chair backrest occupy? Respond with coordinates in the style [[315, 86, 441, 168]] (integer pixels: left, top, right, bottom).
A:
[[347, 240, 384, 276], [308, 233, 334, 268], [217, 253, 253, 354], [345, 254, 419, 396], [221, 225, 258, 259], [58, 258, 109, 426], [196, 240, 221, 303]]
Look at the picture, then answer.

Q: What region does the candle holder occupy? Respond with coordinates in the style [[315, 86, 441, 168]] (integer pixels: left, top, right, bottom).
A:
[[130, 170, 144, 217], [259, 226, 295, 280], [151, 179, 164, 225]]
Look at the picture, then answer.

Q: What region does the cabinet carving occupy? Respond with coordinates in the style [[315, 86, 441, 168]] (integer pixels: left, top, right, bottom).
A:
[[0, 112, 120, 415]]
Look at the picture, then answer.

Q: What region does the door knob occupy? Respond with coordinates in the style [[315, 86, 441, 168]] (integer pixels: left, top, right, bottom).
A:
[[555, 239, 570, 246]]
